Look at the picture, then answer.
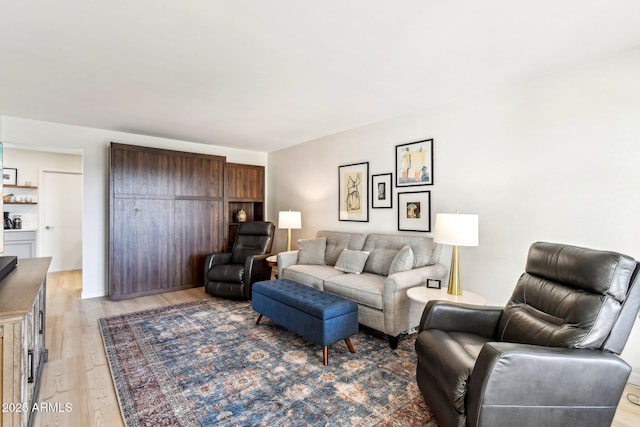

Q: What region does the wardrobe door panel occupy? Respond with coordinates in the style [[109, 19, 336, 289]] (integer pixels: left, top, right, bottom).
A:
[[174, 199, 225, 286], [111, 144, 173, 196], [174, 155, 225, 198], [110, 198, 174, 299]]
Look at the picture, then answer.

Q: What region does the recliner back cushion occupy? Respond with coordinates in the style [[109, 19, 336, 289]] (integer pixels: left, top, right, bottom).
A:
[[498, 242, 636, 350], [230, 222, 275, 264]]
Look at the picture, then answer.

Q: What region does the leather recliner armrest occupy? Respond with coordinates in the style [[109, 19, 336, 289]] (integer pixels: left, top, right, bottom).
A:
[[204, 252, 233, 270], [244, 253, 273, 298], [466, 342, 631, 427], [418, 300, 503, 338]]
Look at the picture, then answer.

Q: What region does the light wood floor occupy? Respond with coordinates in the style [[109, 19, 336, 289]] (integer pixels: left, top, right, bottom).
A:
[[34, 270, 640, 427]]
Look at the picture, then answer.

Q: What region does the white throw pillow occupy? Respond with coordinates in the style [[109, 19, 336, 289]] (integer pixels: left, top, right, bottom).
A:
[[334, 249, 370, 274]]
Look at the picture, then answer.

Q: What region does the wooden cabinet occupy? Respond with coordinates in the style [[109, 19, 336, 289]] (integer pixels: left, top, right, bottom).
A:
[[0, 257, 51, 427], [3, 231, 37, 259], [226, 163, 265, 249], [109, 145, 266, 299], [109, 143, 226, 300]]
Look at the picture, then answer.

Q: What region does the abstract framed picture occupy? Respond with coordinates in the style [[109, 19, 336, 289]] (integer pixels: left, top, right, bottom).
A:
[[371, 173, 392, 209], [398, 190, 431, 232], [396, 139, 434, 186], [3, 167, 17, 186], [339, 161, 369, 222]]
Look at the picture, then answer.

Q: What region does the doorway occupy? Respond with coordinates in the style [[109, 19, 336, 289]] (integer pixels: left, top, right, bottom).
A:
[[41, 171, 83, 272]]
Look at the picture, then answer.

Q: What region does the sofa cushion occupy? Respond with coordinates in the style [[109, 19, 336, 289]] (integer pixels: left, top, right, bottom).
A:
[[297, 237, 327, 265], [389, 245, 414, 275], [363, 233, 438, 267], [334, 249, 370, 274], [364, 247, 400, 276], [281, 264, 344, 290], [324, 272, 385, 310], [317, 231, 367, 265]]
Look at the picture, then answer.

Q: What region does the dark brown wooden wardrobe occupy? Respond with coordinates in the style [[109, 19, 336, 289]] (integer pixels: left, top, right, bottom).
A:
[[109, 143, 227, 300]]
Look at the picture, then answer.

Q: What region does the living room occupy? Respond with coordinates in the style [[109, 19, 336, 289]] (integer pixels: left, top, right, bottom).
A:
[[2, 2, 640, 426]]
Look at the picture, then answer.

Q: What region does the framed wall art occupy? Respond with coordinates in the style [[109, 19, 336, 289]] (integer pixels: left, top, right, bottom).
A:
[[3, 167, 17, 186], [339, 161, 369, 222], [371, 173, 392, 209], [396, 139, 433, 186], [398, 190, 431, 232]]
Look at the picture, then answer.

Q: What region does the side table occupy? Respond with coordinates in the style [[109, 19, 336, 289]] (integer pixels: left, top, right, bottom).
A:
[[266, 255, 278, 279], [407, 286, 487, 306]]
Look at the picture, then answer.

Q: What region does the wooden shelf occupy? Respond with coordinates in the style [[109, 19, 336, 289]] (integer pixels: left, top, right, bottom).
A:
[[4, 185, 38, 189], [4, 202, 37, 205]]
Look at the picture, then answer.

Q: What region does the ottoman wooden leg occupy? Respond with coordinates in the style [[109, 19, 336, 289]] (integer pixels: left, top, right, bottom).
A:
[[323, 346, 329, 366], [345, 338, 355, 353], [256, 314, 263, 325]]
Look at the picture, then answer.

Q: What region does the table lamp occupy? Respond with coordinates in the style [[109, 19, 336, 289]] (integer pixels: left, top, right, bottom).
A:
[[279, 210, 302, 251], [434, 212, 479, 295]]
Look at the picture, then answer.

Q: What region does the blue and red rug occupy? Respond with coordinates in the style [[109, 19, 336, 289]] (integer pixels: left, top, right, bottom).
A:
[[99, 298, 437, 426]]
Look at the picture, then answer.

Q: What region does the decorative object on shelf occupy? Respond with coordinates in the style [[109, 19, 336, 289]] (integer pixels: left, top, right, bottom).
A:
[[426, 279, 441, 289], [395, 139, 434, 186], [3, 167, 17, 186], [237, 208, 247, 222], [4, 212, 13, 229], [434, 212, 479, 295], [371, 173, 392, 209], [3, 194, 13, 203], [397, 191, 431, 232], [12, 215, 22, 229], [278, 210, 301, 251], [338, 161, 369, 222]]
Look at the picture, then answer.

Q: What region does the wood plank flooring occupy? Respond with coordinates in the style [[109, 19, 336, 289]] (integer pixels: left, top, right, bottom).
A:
[[34, 270, 640, 426]]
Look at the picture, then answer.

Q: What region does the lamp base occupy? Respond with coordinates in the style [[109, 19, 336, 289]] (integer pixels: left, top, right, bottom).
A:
[[286, 228, 292, 252], [447, 245, 462, 295]]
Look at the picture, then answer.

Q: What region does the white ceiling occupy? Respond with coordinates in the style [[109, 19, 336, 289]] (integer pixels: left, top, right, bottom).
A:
[[1, 1, 640, 152]]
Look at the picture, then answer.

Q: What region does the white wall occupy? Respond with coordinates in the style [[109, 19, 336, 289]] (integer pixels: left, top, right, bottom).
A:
[[268, 47, 640, 384], [0, 117, 268, 299]]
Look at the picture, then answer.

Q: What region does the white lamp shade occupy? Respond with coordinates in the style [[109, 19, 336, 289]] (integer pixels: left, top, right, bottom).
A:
[[278, 211, 302, 229], [434, 213, 479, 246]]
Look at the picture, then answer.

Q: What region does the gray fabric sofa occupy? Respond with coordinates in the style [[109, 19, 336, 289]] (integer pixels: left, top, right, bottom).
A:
[[277, 230, 447, 348]]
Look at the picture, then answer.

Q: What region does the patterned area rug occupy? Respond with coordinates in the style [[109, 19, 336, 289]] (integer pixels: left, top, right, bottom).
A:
[[99, 298, 437, 426]]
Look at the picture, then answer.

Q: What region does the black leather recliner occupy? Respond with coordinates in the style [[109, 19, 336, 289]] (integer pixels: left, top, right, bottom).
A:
[[416, 241, 640, 427], [204, 221, 275, 300]]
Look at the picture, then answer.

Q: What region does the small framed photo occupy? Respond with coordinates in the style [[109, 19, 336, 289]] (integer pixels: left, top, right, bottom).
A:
[[371, 173, 392, 209], [396, 139, 434, 186], [3, 168, 17, 186], [427, 279, 441, 289], [339, 161, 369, 222], [398, 191, 431, 232]]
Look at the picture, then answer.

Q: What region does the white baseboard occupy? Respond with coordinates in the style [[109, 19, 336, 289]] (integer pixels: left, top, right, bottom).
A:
[[628, 370, 640, 387]]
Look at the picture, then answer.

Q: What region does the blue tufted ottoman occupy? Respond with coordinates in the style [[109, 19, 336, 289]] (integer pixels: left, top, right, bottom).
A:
[[252, 279, 358, 366]]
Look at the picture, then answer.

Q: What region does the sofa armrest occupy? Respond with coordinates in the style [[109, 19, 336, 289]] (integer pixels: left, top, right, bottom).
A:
[[277, 250, 299, 270], [385, 263, 448, 292], [418, 300, 503, 338], [467, 342, 631, 427], [382, 263, 447, 335]]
